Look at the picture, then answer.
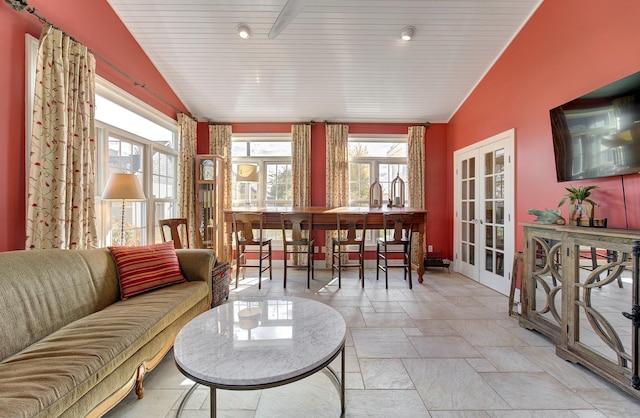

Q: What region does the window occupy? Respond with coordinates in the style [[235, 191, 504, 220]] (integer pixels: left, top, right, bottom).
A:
[[96, 85, 179, 247], [348, 136, 408, 207], [231, 136, 293, 208]]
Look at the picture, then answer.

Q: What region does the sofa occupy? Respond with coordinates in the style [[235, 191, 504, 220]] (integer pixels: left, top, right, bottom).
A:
[[0, 246, 216, 418]]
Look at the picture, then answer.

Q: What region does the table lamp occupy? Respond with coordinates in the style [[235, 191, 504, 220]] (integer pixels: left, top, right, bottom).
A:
[[236, 164, 259, 207], [102, 173, 146, 245]]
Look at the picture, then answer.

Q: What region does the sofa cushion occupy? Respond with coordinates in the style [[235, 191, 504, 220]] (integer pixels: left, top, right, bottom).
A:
[[0, 280, 209, 418], [109, 242, 186, 299]]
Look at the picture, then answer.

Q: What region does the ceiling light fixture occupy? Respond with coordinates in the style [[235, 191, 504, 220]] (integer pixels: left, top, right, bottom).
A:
[[237, 24, 251, 39], [400, 26, 415, 41]]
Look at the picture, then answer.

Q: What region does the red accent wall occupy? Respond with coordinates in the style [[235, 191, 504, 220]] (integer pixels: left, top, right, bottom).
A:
[[447, 0, 640, 254], [0, 0, 187, 251]]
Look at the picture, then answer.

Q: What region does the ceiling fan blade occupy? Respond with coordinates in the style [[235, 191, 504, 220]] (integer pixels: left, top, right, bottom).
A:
[[268, 0, 309, 39]]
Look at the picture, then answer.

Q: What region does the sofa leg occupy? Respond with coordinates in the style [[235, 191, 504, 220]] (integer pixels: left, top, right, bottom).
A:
[[135, 364, 146, 399]]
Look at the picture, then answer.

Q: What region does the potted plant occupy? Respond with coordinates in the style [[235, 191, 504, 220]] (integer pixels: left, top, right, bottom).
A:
[[558, 185, 597, 225]]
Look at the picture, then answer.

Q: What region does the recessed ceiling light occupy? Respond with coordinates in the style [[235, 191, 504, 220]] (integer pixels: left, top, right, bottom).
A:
[[400, 26, 415, 41], [238, 24, 251, 39]]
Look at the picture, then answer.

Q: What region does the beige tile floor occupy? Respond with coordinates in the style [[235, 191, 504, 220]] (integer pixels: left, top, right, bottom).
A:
[[104, 267, 640, 418]]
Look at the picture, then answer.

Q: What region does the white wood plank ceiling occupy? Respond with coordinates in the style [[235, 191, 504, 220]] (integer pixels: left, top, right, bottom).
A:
[[106, 0, 542, 123]]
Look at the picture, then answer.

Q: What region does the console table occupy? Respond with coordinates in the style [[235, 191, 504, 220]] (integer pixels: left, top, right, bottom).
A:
[[520, 223, 640, 399]]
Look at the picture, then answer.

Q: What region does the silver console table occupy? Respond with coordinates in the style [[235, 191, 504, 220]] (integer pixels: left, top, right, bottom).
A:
[[174, 296, 346, 417]]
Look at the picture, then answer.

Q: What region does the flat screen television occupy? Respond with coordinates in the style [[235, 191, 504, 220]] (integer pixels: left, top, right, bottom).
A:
[[550, 71, 640, 182]]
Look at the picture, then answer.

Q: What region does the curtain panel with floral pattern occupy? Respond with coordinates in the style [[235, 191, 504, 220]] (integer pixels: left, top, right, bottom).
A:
[[325, 124, 349, 267], [178, 114, 198, 247], [408, 125, 426, 264], [26, 26, 98, 250]]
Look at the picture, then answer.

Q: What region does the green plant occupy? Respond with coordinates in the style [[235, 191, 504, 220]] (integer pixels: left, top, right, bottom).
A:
[[527, 208, 565, 225], [558, 185, 597, 208]]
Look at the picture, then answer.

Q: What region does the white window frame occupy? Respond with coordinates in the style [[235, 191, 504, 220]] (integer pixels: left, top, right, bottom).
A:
[[231, 134, 292, 245], [96, 79, 179, 247], [231, 134, 293, 208], [348, 134, 409, 245], [348, 135, 408, 205]]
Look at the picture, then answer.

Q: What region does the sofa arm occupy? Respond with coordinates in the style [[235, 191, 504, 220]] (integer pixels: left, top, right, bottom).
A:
[[175, 249, 216, 287]]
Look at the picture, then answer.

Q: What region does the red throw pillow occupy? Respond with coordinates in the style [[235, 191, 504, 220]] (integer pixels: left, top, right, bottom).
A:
[[109, 241, 186, 299]]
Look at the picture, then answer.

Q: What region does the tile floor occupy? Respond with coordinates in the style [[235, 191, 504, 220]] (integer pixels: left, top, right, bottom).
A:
[[104, 267, 640, 418]]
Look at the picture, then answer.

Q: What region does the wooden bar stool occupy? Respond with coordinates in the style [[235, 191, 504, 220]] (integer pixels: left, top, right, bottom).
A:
[[376, 212, 414, 289], [233, 212, 273, 289], [281, 212, 315, 288]]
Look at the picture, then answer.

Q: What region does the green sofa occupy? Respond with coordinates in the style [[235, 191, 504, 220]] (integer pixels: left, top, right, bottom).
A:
[[0, 247, 215, 418]]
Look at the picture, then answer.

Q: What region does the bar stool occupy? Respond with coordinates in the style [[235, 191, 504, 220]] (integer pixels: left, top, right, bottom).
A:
[[281, 212, 315, 288], [376, 212, 414, 289], [233, 212, 273, 289], [332, 213, 367, 288]]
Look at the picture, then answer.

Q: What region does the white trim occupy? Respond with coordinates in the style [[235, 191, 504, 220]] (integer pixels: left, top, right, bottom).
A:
[[232, 133, 292, 141], [348, 134, 406, 142], [95, 76, 177, 131], [453, 128, 515, 296], [455, 128, 516, 155]]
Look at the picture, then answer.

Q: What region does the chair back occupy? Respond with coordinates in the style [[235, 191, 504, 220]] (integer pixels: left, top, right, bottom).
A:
[[336, 213, 367, 245], [281, 213, 312, 244], [382, 212, 414, 243], [233, 212, 264, 244], [159, 218, 189, 249]]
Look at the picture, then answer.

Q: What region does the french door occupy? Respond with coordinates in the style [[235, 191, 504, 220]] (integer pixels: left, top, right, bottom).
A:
[[454, 129, 514, 295]]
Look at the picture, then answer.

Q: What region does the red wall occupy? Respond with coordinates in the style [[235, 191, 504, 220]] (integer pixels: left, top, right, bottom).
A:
[[0, 0, 188, 251], [448, 0, 640, 252], [198, 122, 449, 259]]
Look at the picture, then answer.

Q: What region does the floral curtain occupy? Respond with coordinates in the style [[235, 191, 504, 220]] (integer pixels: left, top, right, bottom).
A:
[[26, 26, 97, 250], [408, 125, 426, 264], [208, 124, 232, 209], [292, 124, 311, 207], [325, 124, 349, 267], [291, 124, 312, 264], [209, 124, 232, 260], [178, 114, 197, 247]]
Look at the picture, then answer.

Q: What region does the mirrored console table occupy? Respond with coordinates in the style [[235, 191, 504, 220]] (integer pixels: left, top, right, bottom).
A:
[[520, 223, 639, 399]]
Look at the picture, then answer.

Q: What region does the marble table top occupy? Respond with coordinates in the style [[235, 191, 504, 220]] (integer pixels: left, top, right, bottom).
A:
[[174, 296, 346, 388]]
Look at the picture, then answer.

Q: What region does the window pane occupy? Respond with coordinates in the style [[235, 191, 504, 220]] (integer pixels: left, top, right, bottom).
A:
[[104, 137, 146, 245], [251, 142, 291, 157], [348, 142, 407, 158], [349, 163, 370, 204], [153, 151, 175, 199], [266, 163, 292, 203], [96, 96, 174, 147]]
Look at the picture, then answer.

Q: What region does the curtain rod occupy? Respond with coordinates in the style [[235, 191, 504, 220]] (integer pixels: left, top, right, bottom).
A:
[[206, 120, 315, 126], [6, 0, 187, 116], [324, 120, 431, 128]]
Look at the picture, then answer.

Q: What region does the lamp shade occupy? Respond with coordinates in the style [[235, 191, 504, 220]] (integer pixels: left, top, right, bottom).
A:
[[101, 173, 146, 201], [236, 164, 259, 183]]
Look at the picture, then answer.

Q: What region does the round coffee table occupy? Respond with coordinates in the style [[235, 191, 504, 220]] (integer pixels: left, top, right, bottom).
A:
[[174, 296, 346, 417]]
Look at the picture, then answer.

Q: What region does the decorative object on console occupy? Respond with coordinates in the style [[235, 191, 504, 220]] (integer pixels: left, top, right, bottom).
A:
[[236, 164, 260, 207], [557, 185, 597, 226], [102, 173, 146, 245], [369, 178, 382, 208], [390, 174, 405, 207], [527, 208, 565, 225]]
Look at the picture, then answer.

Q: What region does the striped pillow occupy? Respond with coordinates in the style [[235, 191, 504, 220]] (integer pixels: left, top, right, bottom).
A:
[[109, 241, 186, 299]]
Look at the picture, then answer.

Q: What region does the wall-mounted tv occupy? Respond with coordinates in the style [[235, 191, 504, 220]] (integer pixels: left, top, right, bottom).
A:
[[550, 71, 640, 182]]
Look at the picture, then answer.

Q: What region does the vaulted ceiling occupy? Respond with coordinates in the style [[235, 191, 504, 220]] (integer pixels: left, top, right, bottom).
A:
[[106, 0, 542, 123]]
